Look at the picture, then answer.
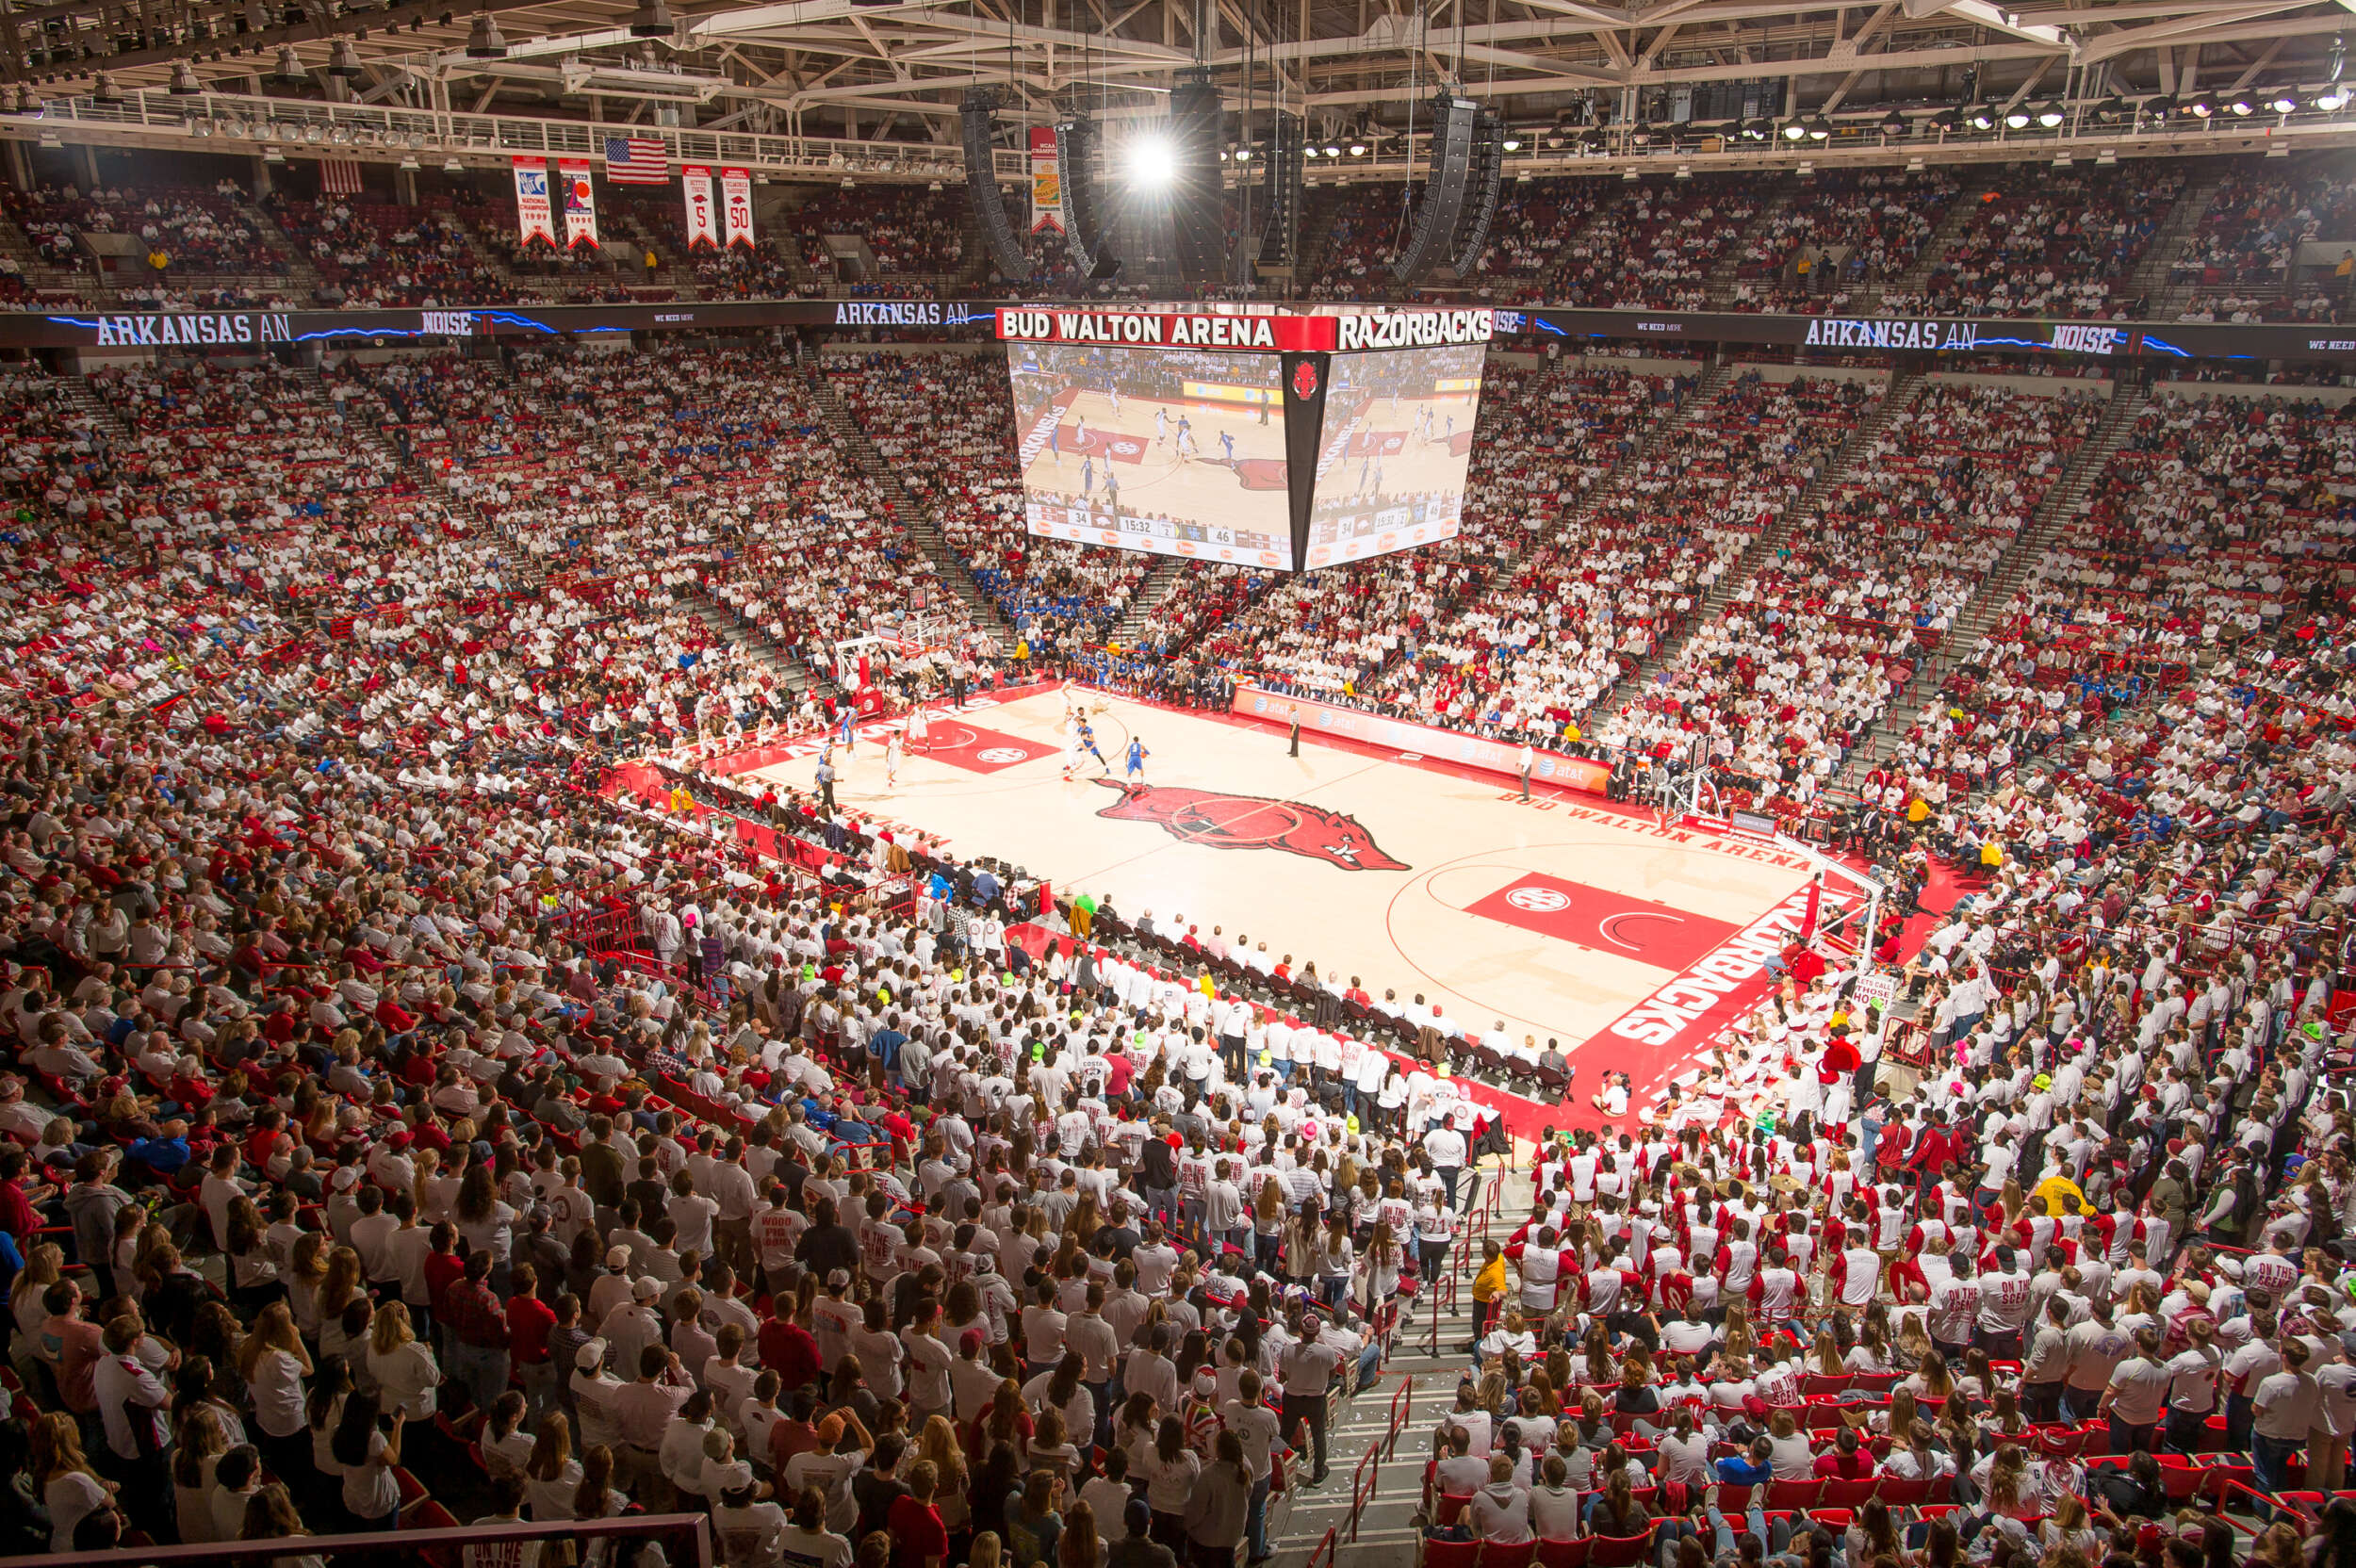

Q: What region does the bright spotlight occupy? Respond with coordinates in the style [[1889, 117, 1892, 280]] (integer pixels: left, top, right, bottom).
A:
[[1128, 134, 1177, 186]]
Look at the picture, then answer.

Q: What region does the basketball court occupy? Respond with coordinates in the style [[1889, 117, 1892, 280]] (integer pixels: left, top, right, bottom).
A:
[[735, 686, 1842, 1118]]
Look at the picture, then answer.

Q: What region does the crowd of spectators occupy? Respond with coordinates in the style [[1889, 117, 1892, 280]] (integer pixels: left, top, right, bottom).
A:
[[1601, 378, 2101, 808], [1882, 389, 2356, 820], [791, 188, 969, 281], [1729, 170, 1961, 291], [0, 308, 2347, 1568], [1551, 176, 1766, 312], [269, 196, 522, 310], [2171, 169, 2356, 289], [1883, 168, 2184, 320], [22, 180, 289, 275]]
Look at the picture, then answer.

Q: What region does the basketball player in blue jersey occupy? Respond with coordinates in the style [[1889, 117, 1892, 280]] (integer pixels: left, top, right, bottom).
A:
[[1081, 455, 1095, 497], [1219, 430, 1236, 466], [1125, 735, 1150, 781], [1075, 714, 1110, 774]]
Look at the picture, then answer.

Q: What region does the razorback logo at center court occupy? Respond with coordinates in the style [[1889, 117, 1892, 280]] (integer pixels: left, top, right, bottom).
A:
[[1090, 780, 1407, 871]]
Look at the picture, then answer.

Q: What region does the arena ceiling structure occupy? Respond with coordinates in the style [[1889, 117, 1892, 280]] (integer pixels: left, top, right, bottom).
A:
[[0, 0, 2351, 180]]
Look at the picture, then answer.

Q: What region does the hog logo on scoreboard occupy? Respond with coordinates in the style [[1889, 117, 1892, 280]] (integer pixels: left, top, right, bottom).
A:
[[1091, 779, 1406, 871], [1291, 360, 1319, 400]]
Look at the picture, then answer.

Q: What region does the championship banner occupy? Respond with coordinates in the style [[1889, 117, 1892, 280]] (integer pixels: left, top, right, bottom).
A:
[[719, 167, 754, 250], [558, 159, 598, 251], [511, 156, 555, 249], [681, 165, 719, 250], [1028, 126, 1063, 236]]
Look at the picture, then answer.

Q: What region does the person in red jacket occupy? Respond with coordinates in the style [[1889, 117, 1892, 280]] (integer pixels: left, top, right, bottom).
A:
[[1812, 1427, 1877, 1479]]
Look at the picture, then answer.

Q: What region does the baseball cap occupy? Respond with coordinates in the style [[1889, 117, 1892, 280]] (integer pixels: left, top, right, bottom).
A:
[[607, 1245, 632, 1269], [633, 1276, 663, 1300], [960, 1329, 986, 1353], [576, 1338, 609, 1371]]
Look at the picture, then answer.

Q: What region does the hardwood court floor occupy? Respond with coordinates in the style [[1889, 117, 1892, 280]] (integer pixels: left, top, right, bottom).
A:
[[746, 689, 1822, 1087]]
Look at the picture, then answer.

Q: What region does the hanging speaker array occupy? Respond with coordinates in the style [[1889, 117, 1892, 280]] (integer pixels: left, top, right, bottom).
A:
[[1448, 109, 1505, 280], [1254, 110, 1304, 272], [1054, 112, 1123, 281], [960, 87, 1032, 283], [1390, 92, 1478, 286]]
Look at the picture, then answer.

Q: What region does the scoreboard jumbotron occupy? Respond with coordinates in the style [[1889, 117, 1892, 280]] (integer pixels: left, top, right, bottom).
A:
[[996, 305, 1495, 574]]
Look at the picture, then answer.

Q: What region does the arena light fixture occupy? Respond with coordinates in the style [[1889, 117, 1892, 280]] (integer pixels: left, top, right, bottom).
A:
[[1808, 115, 1831, 139], [2036, 101, 2064, 127], [2271, 89, 2301, 113], [1501, 134, 1521, 150], [1674, 162, 1692, 178], [1780, 118, 1808, 140], [1348, 139, 1366, 156], [2318, 85, 2352, 110], [2093, 95, 2127, 122], [2184, 90, 2215, 117], [1233, 146, 1250, 161], [1880, 108, 1906, 135], [2226, 91, 2254, 116], [2004, 106, 2031, 128], [272, 44, 304, 82], [170, 58, 202, 94], [1323, 141, 1341, 156], [444, 155, 463, 171], [91, 71, 122, 104], [1127, 132, 1177, 187], [466, 10, 506, 57], [1967, 105, 1996, 130], [328, 38, 362, 76]]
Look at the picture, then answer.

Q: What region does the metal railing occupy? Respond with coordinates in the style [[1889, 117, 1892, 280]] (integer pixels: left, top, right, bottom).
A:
[[1349, 1434, 1385, 1543], [10, 89, 991, 182]]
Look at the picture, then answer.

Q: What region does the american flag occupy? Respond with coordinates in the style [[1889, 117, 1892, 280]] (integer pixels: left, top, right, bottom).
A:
[[319, 158, 364, 196], [602, 136, 670, 184]]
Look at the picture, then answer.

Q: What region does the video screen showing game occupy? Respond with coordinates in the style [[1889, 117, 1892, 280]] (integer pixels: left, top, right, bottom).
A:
[[1007, 341, 1297, 571], [1301, 342, 1484, 570]]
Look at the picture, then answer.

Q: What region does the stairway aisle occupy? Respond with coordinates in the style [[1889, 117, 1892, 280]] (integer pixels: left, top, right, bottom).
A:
[[801, 366, 1014, 642], [1885, 193, 1983, 300], [1108, 557, 1179, 646], [1263, 1157, 1534, 1568], [2131, 163, 2229, 300], [1597, 365, 1919, 714], [1830, 381, 2150, 792], [688, 587, 832, 702]]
